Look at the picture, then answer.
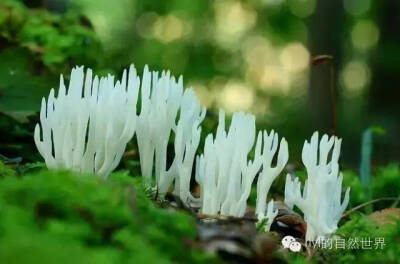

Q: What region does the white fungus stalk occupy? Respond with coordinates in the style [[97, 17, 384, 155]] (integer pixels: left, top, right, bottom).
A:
[[136, 67, 183, 190], [255, 130, 288, 220], [135, 67, 206, 202], [34, 66, 139, 178], [284, 132, 350, 241], [196, 111, 264, 217], [169, 89, 206, 204], [257, 200, 278, 232]]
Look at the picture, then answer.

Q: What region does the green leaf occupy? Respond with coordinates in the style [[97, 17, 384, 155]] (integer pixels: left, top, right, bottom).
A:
[[0, 47, 53, 113]]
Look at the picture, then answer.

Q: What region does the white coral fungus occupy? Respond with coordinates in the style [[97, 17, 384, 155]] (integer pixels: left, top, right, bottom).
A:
[[34, 66, 139, 178], [170, 90, 206, 203], [135, 67, 205, 200], [196, 111, 288, 217], [284, 132, 350, 241], [255, 130, 288, 220]]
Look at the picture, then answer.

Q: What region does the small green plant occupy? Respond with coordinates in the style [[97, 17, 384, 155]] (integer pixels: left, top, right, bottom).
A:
[[255, 217, 269, 232]]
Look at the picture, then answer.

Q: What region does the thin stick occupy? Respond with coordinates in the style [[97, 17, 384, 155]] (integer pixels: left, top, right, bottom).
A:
[[196, 213, 258, 222], [311, 55, 336, 135], [330, 61, 337, 135], [391, 194, 400, 208], [342, 197, 399, 218]]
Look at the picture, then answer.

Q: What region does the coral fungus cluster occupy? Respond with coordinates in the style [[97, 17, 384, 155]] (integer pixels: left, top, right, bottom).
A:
[[34, 65, 350, 238]]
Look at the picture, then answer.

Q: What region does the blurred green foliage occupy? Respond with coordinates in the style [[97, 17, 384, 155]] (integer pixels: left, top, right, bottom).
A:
[[0, 0, 102, 70], [371, 164, 400, 208], [0, 0, 105, 160], [0, 167, 222, 264], [0, 0, 103, 114], [343, 164, 400, 211], [0, 0, 398, 167]]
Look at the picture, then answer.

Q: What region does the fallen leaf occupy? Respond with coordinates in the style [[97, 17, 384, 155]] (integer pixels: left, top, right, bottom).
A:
[[368, 208, 400, 226]]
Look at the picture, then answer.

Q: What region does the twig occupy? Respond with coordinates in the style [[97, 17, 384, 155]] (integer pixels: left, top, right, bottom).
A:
[[342, 197, 399, 218], [0, 153, 22, 165], [390, 194, 400, 208], [311, 55, 336, 135], [196, 213, 258, 223], [123, 150, 137, 158]]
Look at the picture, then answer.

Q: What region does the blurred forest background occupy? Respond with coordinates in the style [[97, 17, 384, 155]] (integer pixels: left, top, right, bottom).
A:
[[0, 0, 399, 169]]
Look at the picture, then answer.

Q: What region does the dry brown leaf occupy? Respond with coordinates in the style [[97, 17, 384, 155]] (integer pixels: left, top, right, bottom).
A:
[[368, 208, 400, 226]]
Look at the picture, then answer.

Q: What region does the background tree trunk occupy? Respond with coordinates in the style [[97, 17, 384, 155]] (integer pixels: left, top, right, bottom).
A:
[[369, 0, 400, 160]]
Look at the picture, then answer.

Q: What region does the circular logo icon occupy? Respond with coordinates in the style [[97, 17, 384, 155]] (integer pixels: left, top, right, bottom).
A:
[[282, 236, 302, 252]]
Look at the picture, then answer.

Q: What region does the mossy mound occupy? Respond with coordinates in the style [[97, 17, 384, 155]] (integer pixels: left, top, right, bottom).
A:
[[0, 168, 221, 264]]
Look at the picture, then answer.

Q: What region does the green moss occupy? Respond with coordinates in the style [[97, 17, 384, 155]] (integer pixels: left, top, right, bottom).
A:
[[0, 169, 221, 264], [0, 161, 16, 177], [372, 164, 400, 202], [330, 214, 400, 263]]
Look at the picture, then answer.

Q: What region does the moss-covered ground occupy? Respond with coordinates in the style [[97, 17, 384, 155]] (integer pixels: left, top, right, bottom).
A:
[[0, 162, 223, 264]]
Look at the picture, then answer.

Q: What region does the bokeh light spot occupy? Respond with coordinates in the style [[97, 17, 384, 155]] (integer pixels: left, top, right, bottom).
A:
[[214, 0, 257, 48], [289, 0, 316, 18], [190, 82, 215, 107], [280, 43, 310, 73], [218, 81, 254, 112], [153, 15, 185, 43], [351, 20, 379, 51], [341, 60, 370, 96], [344, 0, 371, 16], [262, 0, 284, 6], [136, 12, 158, 39], [260, 66, 290, 94]]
